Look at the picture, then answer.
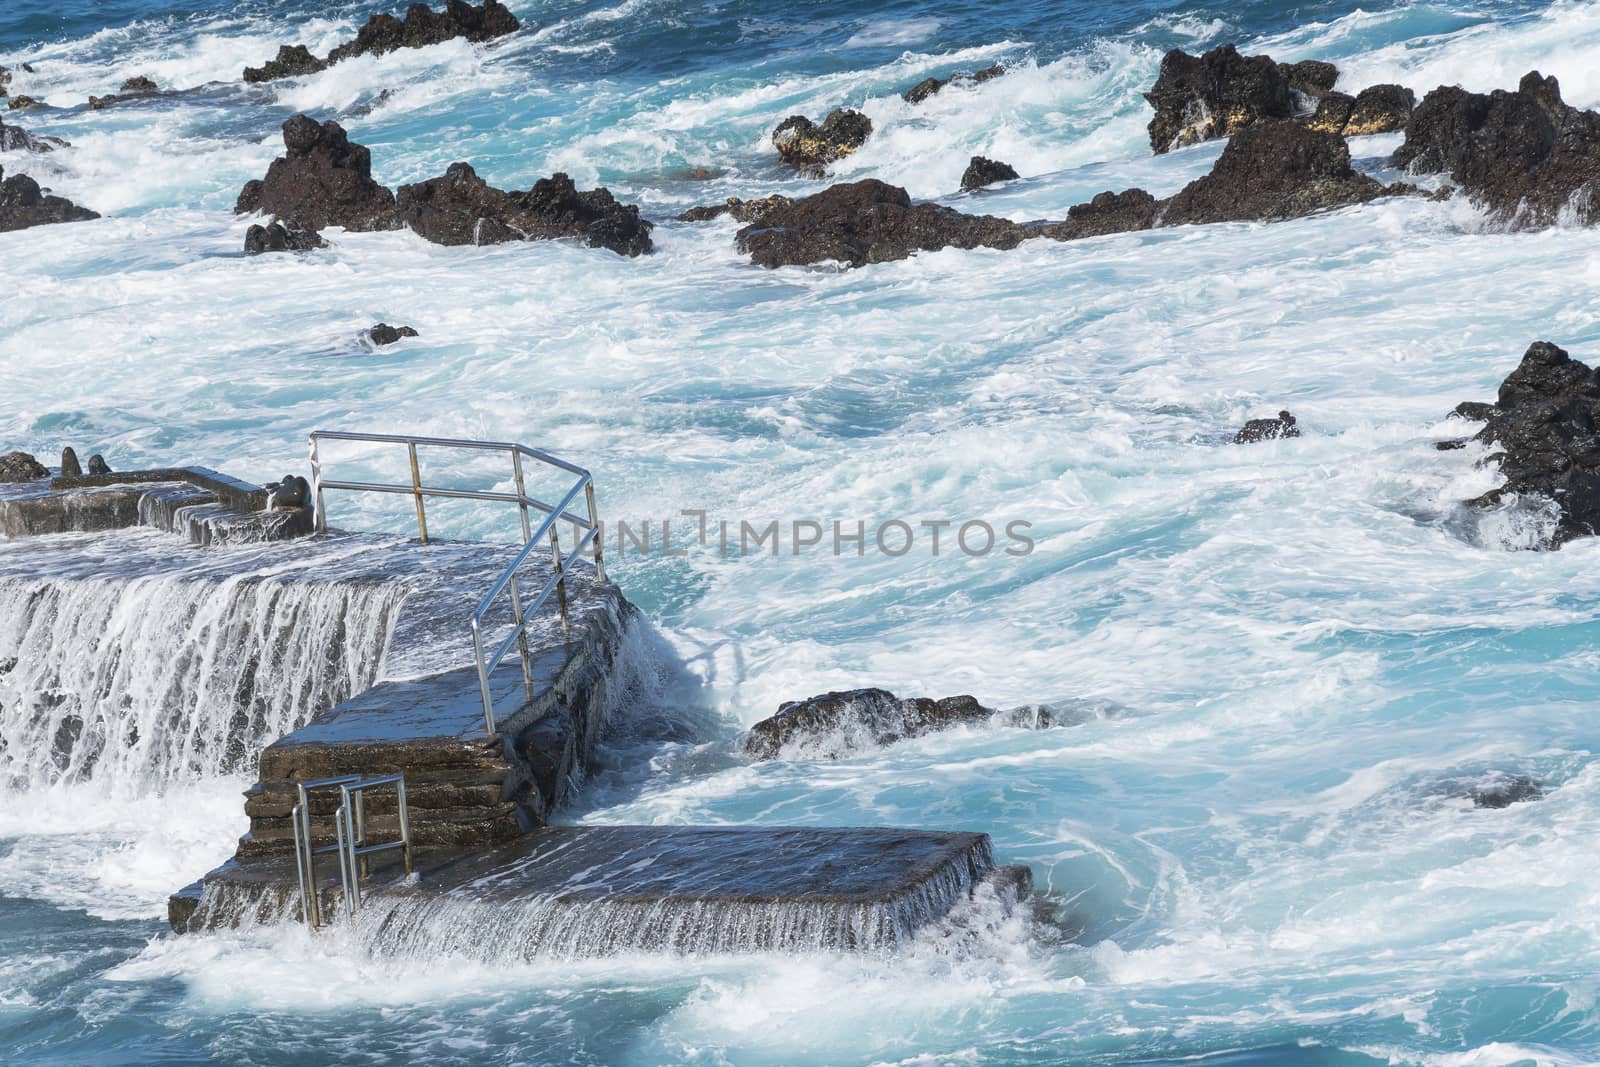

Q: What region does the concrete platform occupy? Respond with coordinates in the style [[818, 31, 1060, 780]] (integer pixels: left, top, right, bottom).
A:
[[171, 826, 1023, 955]]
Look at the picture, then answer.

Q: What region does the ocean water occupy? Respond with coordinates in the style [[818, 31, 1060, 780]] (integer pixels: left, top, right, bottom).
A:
[[5, 0, 1600, 1062]]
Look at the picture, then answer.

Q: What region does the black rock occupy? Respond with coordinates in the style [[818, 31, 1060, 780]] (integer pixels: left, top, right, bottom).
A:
[[86, 454, 111, 475], [1038, 188, 1159, 241], [1451, 400, 1497, 421], [235, 114, 397, 232], [244, 44, 328, 84], [743, 687, 995, 760], [59, 447, 82, 479], [903, 63, 1005, 105], [120, 75, 158, 93], [736, 178, 1026, 268], [959, 155, 1019, 191], [771, 109, 872, 175], [244, 221, 327, 254], [1394, 71, 1600, 227], [0, 116, 66, 153], [1468, 773, 1544, 809], [1343, 83, 1415, 135], [7, 95, 43, 111], [0, 165, 99, 231], [393, 162, 653, 256], [1281, 59, 1339, 98], [1234, 410, 1300, 443], [1145, 44, 1297, 153], [366, 322, 419, 345], [677, 194, 792, 224], [1456, 341, 1600, 544], [1305, 91, 1356, 134], [326, 0, 520, 64], [1161, 123, 1394, 225], [0, 450, 48, 482]]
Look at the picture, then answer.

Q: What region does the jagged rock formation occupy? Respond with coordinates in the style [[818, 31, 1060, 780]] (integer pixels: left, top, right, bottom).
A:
[[0, 165, 99, 231], [677, 194, 792, 223], [903, 63, 1004, 105], [244, 0, 519, 82], [243, 221, 327, 254], [1450, 341, 1600, 545], [1146, 44, 1299, 153], [1233, 410, 1300, 443], [1394, 71, 1600, 227], [771, 109, 872, 175], [366, 323, 419, 345], [1160, 123, 1390, 224], [393, 163, 652, 255], [0, 451, 48, 482], [744, 688, 996, 760], [960, 156, 1018, 191], [0, 116, 66, 153], [1342, 83, 1415, 135], [244, 45, 327, 84], [738, 123, 1411, 268], [735, 179, 1027, 268], [235, 115, 397, 231]]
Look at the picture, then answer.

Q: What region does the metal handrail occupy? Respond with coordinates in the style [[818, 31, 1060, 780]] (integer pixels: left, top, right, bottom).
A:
[[307, 430, 607, 739], [291, 774, 362, 929], [290, 773, 414, 927]]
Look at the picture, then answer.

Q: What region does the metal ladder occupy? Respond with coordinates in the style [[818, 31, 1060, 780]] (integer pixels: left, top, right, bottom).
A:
[[291, 774, 414, 929]]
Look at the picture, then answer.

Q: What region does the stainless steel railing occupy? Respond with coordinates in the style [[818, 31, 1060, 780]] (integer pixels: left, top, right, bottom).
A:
[[291, 773, 413, 928], [307, 430, 606, 738]]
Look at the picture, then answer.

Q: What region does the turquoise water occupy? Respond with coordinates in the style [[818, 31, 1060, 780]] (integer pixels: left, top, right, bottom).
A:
[[5, 0, 1600, 1063]]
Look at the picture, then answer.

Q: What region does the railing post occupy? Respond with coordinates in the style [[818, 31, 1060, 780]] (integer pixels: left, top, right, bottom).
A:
[[509, 450, 535, 698], [585, 480, 606, 584], [550, 525, 570, 631], [407, 442, 428, 543], [471, 617, 497, 737], [308, 434, 327, 535], [397, 778, 413, 877]]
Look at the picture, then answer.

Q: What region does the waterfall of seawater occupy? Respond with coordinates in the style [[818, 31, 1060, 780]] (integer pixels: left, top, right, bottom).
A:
[[0, 572, 408, 796]]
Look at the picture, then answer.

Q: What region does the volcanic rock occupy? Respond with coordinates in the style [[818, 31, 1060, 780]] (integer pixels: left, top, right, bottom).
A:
[[7, 95, 42, 111], [243, 221, 327, 254], [771, 109, 872, 175], [120, 75, 158, 93], [1281, 59, 1339, 98], [366, 323, 419, 345], [392, 162, 653, 256], [0, 451, 48, 482], [736, 178, 1026, 268], [677, 194, 792, 223], [326, 0, 520, 64], [234, 114, 396, 232], [744, 688, 995, 760], [244, 45, 328, 83], [1160, 123, 1393, 224], [1037, 188, 1159, 241], [1233, 410, 1300, 443], [959, 155, 1018, 191], [0, 165, 100, 231], [0, 116, 65, 153], [903, 63, 1004, 105], [1145, 44, 1297, 153], [1304, 91, 1356, 133], [1454, 341, 1600, 544], [1393, 71, 1600, 227], [1342, 83, 1415, 135], [1469, 773, 1544, 809]]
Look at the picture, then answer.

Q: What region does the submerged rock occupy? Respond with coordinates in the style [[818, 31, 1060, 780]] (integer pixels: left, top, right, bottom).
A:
[[0, 165, 99, 231], [744, 688, 997, 760], [1233, 410, 1300, 443], [1469, 773, 1544, 809], [677, 194, 792, 224], [0, 451, 48, 482], [235, 114, 396, 232], [244, 44, 328, 84], [243, 221, 327, 254], [1160, 123, 1393, 224], [959, 155, 1018, 191], [735, 179, 1026, 268], [366, 322, 419, 345], [245, 0, 518, 82], [1394, 71, 1600, 227], [771, 109, 872, 175], [1145, 44, 1297, 153], [903, 63, 1005, 105], [1453, 341, 1600, 545], [393, 163, 653, 256]]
